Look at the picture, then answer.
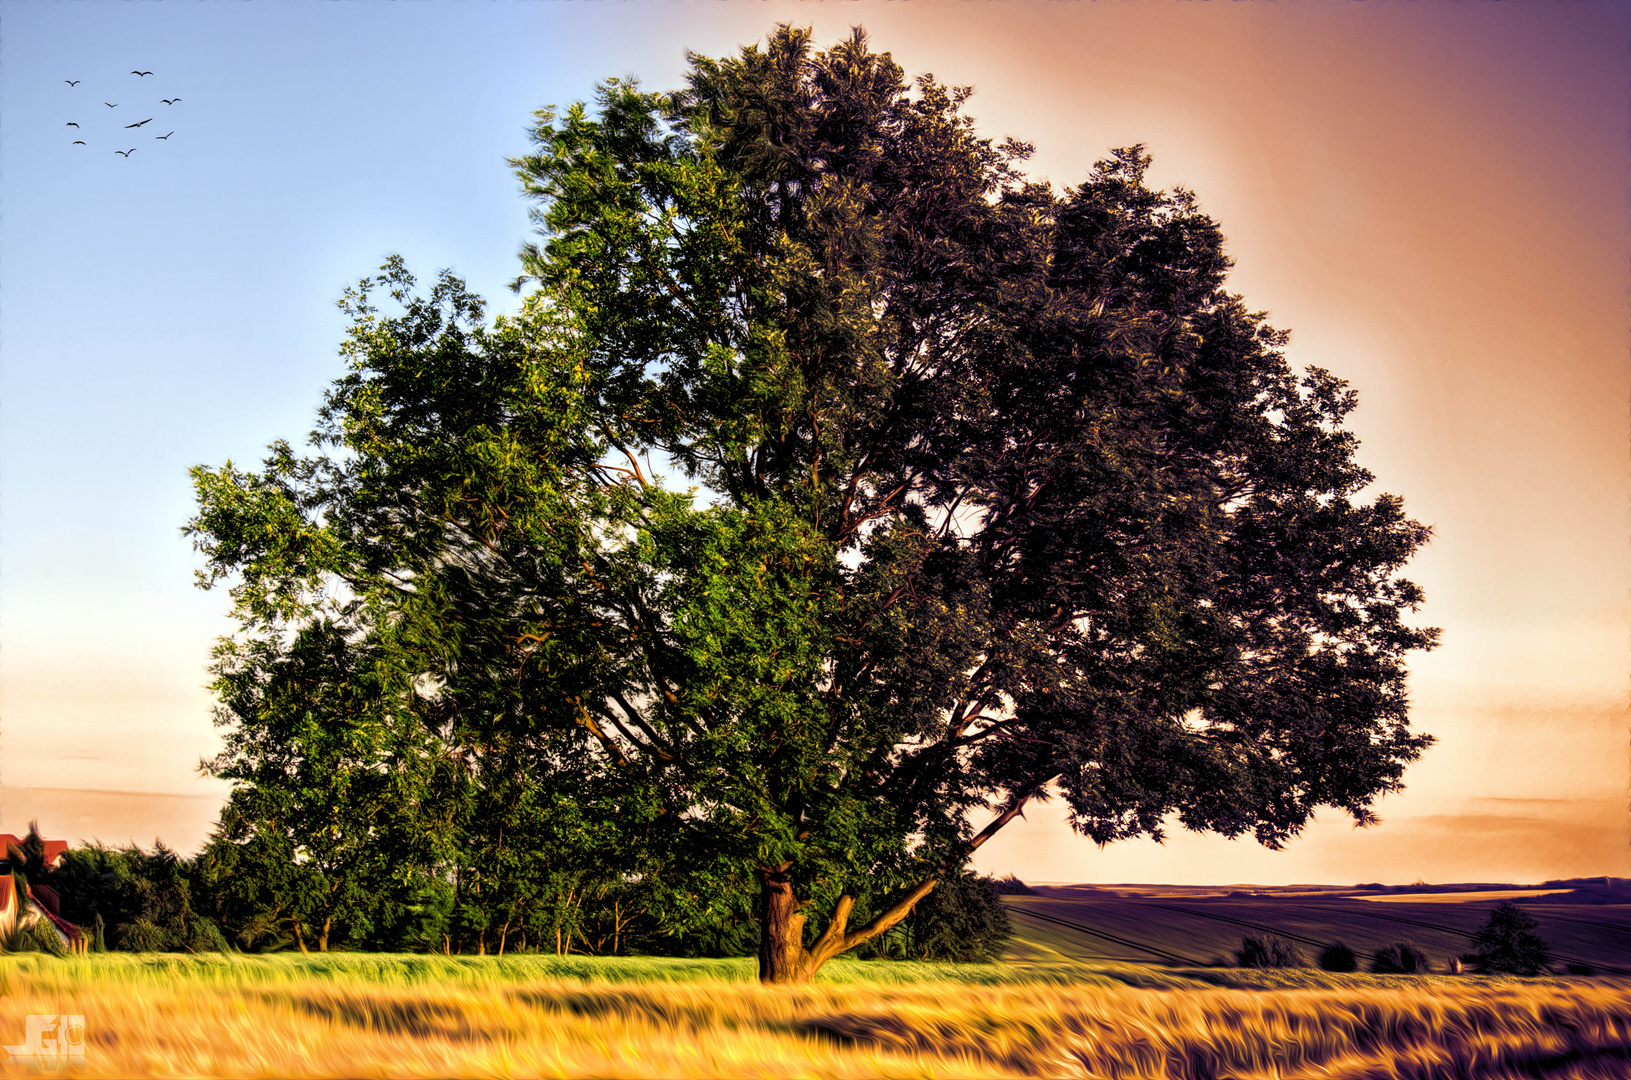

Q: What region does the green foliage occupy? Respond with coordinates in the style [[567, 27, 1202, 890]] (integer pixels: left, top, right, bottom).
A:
[[1236, 935, 1305, 969], [199, 618, 449, 952], [40, 842, 227, 953], [1318, 942, 1358, 972], [0, 918, 65, 957], [1370, 942, 1428, 974], [856, 871, 1013, 962], [21, 920, 67, 957], [1466, 903, 1551, 976], [186, 26, 1437, 979]]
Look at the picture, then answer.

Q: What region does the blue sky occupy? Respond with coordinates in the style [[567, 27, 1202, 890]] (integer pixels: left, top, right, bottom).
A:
[[3, 1, 726, 797], [3, 0, 1627, 885]]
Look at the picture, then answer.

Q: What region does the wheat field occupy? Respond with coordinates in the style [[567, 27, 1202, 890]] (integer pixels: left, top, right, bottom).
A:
[[2, 955, 1628, 1078]]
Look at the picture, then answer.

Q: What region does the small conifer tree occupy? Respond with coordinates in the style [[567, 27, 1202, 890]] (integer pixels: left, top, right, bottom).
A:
[[1466, 902, 1551, 975]]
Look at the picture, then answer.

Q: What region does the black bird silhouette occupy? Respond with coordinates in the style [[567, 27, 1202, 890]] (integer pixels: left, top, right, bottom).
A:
[[115, 148, 135, 157], [161, 98, 180, 105], [156, 132, 173, 140], [72, 141, 85, 145], [65, 80, 80, 87], [104, 102, 117, 108], [131, 71, 152, 77], [66, 122, 79, 128], [125, 118, 153, 129]]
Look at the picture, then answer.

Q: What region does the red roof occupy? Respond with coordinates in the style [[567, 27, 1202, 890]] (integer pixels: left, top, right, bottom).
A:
[[0, 834, 68, 869]]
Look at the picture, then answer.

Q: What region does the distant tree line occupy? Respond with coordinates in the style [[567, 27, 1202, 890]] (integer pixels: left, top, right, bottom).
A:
[[3, 824, 1011, 961], [1235, 904, 1555, 976]]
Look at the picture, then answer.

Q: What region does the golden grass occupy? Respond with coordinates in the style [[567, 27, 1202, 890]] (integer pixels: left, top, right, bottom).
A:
[[2, 956, 1627, 1078]]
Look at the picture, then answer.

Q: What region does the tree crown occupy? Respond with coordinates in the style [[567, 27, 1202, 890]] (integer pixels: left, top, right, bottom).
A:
[[188, 25, 1437, 979]]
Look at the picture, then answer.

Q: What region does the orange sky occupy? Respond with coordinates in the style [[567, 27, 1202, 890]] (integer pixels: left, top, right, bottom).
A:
[[4, 0, 1626, 885]]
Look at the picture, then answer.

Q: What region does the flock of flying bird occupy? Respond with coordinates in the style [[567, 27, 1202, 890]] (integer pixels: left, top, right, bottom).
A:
[[63, 70, 180, 157]]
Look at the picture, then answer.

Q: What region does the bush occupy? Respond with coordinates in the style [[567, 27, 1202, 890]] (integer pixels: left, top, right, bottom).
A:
[[916, 872, 1014, 961], [116, 918, 170, 952], [0, 918, 68, 957], [1317, 942, 1358, 972], [39, 840, 228, 953], [1370, 942, 1428, 973], [1235, 935, 1304, 968], [1465, 902, 1551, 975], [992, 875, 1037, 896], [856, 871, 1014, 963]]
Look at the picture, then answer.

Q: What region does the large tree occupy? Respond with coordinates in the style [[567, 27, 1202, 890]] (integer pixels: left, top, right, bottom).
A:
[[189, 26, 1437, 983]]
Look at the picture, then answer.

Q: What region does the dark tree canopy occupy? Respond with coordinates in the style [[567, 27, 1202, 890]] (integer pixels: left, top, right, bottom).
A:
[[188, 26, 1436, 982]]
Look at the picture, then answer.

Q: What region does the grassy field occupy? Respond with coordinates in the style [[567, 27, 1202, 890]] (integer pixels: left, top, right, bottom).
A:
[[2, 951, 1629, 1078]]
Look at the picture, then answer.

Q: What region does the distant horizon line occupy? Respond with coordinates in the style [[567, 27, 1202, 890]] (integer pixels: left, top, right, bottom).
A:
[[1002, 878, 1627, 890]]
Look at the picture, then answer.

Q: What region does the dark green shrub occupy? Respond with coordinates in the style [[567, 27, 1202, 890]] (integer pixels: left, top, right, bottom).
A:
[[1371, 942, 1428, 973], [1236, 934, 1304, 968], [1318, 942, 1358, 972], [0, 919, 67, 957], [116, 918, 169, 952], [855, 871, 1014, 963], [23, 920, 67, 957], [908, 872, 1013, 962], [40, 840, 227, 953]]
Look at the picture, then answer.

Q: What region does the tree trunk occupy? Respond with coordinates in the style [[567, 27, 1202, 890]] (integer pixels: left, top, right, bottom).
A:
[[754, 790, 1037, 983], [756, 864, 938, 984], [318, 915, 331, 952], [757, 864, 808, 983]]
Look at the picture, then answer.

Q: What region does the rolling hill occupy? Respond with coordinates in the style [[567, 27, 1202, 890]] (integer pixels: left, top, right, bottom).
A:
[[1002, 883, 1631, 973]]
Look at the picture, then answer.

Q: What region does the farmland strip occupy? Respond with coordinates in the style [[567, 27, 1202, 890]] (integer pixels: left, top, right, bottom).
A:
[[1146, 904, 1332, 950], [1017, 907, 1205, 965], [1302, 903, 1472, 938], [1525, 911, 1631, 939]]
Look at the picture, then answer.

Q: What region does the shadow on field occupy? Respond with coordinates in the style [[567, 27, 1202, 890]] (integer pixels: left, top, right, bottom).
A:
[[273, 989, 485, 1041], [509, 982, 852, 1040]]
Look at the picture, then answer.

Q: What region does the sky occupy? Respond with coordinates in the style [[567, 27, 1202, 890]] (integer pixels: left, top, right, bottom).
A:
[[1, 0, 1626, 887]]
